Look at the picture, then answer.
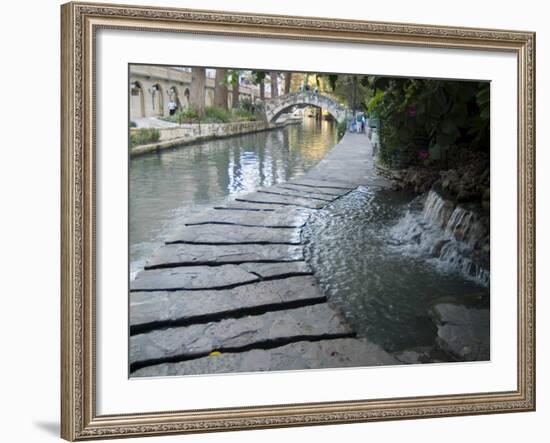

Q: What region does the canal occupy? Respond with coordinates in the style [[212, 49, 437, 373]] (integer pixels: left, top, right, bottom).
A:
[[130, 118, 338, 278]]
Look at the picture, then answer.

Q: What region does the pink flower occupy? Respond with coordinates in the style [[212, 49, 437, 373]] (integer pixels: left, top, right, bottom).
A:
[[407, 105, 417, 117], [418, 149, 429, 160]]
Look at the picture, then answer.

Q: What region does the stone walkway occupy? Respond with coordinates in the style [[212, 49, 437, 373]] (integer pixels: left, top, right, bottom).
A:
[[130, 133, 397, 376], [132, 116, 180, 128]]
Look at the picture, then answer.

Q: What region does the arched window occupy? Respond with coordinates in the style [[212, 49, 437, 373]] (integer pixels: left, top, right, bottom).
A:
[[183, 88, 190, 108], [148, 83, 164, 116], [130, 81, 145, 119]]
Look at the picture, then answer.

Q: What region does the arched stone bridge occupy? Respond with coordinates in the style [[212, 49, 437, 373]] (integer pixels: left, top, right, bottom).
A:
[[263, 92, 351, 124]]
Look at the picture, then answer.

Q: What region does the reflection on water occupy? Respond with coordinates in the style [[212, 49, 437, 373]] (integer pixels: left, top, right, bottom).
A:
[[303, 187, 487, 353], [130, 119, 337, 277]]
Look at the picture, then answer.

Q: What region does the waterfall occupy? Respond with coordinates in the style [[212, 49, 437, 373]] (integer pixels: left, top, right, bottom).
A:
[[390, 189, 490, 287]]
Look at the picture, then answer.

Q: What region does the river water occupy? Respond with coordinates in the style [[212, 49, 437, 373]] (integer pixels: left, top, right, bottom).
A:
[[130, 119, 337, 277], [303, 187, 488, 354]]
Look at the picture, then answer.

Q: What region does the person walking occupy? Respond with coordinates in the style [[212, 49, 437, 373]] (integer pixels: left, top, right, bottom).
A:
[[356, 112, 362, 133], [168, 99, 177, 116], [349, 115, 356, 133]]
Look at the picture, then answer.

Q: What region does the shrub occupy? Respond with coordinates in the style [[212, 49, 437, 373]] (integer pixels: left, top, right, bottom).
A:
[[130, 128, 161, 147], [367, 78, 490, 167], [159, 106, 199, 124], [232, 108, 256, 121], [179, 106, 198, 120], [337, 120, 347, 140], [129, 120, 137, 128], [239, 97, 263, 114], [203, 106, 231, 123]]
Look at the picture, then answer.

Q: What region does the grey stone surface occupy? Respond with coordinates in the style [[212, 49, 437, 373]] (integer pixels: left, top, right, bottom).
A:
[[130, 276, 324, 328], [214, 201, 304, 211], [432, 303, 490, 361], [132, 337, 400, 377], [167, 224, 302, 245], [275, 183, 348, 197], [235, 192, 326, 209], [130, 304, 354, 365], [393, 347, 435, 364], [303, 134, 373, 186], [257, 187, 336, 202], [239, 261, 312, 278], [146, 244, 304, 268], [131, 265, 259, 291], [182, 208, 311, 228], [288, 178, 355, 190], [264, 92, 349, 125]]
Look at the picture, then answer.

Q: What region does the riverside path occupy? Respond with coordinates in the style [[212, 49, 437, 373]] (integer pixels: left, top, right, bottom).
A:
[[130, 132, 398, 376]]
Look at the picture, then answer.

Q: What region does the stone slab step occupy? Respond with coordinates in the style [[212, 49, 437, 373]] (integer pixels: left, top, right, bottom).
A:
[[274, 183, 348, 197], [166, 224, 302, 245], [257, 187, 336, 202], [145, 243, 304, 269], [287, 178, 355, 190], [131, 337, 399, 376], [131, 265, 259, 291], [235, 192, 326, 209], [213, 201, 304, 212], [130, 276, 324, 330], [182, 208, 310, 228], [130, 303, 354, 367], [239, 261, 311, 278]]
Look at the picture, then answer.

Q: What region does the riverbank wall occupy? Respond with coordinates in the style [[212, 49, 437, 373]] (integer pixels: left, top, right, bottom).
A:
[[130, 117, 302, 157]]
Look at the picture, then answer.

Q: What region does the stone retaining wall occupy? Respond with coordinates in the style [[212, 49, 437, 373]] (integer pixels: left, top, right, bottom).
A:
[[130, 119, 301, 157]]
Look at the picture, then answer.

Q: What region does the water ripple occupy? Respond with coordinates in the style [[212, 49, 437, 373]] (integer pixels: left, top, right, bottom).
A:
[[303, 187, 486, 353]]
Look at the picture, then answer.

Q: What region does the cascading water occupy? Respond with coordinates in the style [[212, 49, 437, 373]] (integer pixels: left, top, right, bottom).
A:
[[303, 186, 488, 355], [389, 189, 490, 287]]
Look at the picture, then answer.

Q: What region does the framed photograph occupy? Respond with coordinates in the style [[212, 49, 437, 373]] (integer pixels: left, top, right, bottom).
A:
[[61, 1, 536, 440]]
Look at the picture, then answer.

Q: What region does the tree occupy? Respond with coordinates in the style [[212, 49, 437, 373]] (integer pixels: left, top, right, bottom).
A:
[[270, 71, 279, 98], [229, 70, 241, 109], [252, 71, 267, 100], [284, 72, 292, 94], [190, 67, 206, 118], [214, 68, 228, 110], [327, 74, 338, 91], [333, 74, 368, 111]]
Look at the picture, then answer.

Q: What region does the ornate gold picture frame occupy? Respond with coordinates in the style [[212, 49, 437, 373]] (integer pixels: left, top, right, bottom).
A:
[[61, 1, 535, 440]]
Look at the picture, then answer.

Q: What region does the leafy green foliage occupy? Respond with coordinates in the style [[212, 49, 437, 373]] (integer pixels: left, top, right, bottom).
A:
[[337, 120, 347, 140], [231, 108, 256, 121], [130, 128, 160, 147], [333, 75, 369, 111], [251, 71, 267, 85], [327, 74, 338, 91], [367, 77, 490, 166], [239, 97, 263, 114], [204, 106, 231, 123], [159, 103, 256, 124], [159, 106, 199, 123], [180, 106, 198, 120]]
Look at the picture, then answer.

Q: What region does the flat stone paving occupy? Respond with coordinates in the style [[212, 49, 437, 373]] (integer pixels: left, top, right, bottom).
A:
[[130, 304, 355, 370], [130, 133, 395, 376], [145, 244, 304, 269], [166, 224, 303, 245], [130, 276, 324, 330], [132, 338, 399, 377]]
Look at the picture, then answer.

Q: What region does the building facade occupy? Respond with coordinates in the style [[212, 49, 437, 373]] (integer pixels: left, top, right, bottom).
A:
[[129, 65, 262, 121]]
